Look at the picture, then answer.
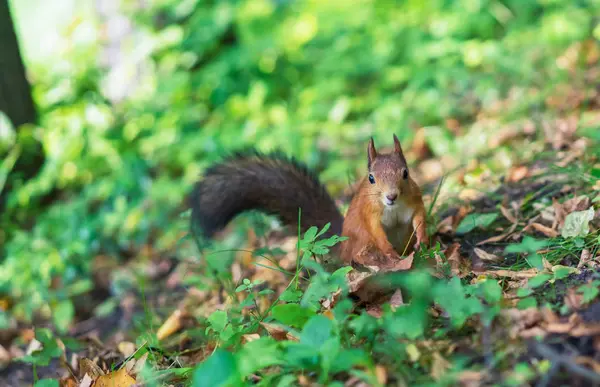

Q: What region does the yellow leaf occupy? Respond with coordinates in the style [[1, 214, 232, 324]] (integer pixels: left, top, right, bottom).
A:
[[95, 368, 136, 387], [406, 343, 420, 362]]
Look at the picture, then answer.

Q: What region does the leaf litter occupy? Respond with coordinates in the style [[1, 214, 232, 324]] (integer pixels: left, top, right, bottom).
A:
[[5, 114, 600, 387]]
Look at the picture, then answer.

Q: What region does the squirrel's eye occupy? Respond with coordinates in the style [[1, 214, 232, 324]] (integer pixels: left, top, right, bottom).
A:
[[368, 174, 375, 184], [402, 169, 408, 180]]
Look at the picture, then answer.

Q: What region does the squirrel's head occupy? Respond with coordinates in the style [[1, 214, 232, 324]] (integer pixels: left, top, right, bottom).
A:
[[366, 134, 410, 207]]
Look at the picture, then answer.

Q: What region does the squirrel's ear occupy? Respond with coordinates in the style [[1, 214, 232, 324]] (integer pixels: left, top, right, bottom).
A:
[[393, 134, 407, 164], [367, 137, 377, 168]]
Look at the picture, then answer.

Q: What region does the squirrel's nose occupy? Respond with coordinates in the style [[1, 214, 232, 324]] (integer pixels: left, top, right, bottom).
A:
[[386, 193, 398, 202]]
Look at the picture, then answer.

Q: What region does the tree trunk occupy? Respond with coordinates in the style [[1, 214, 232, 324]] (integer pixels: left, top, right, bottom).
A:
[[0, 0, 37, 127]]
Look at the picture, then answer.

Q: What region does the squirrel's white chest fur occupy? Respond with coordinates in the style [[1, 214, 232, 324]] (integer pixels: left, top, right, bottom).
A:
[[381, 200, 414, 251], [381, 200, 414, 228]]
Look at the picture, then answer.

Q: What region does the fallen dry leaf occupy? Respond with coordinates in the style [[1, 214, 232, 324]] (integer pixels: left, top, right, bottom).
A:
[[578, 249, 592, 269], [525, 222, 559, 238], [480, 269, 538, 279], [365, 305, 383, 318], [0, 345, 10, 368], [79, 358, 105, 379], [79, 374, 94, 387], [95, 368, 136, 387], [553, 195, 591, 228], [476, 222, 517, 245], [565, 288, 584, 311], [389, 289, 404, 309], [500, 205, 518, 224], [375, 365, 388, 385], [241, 334, 261, 344], [507, 165, 529, 183], [457, 370, 484, 387], [473, 248, 501, 262], [431, 352, 451, 381], [260, 322, 298, 342], [437, 206, 470, 234], [117, 342, 136, 358], [444, 243, 469, 277], [156, 309, 184, 341]]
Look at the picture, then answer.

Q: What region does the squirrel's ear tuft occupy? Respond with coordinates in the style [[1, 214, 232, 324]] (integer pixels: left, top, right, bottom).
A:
[[367, 137, 377, 168], [393, 134, 407, 164]]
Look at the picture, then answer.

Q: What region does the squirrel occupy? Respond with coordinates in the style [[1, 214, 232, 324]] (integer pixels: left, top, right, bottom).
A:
[[190, 135, 428, 265]]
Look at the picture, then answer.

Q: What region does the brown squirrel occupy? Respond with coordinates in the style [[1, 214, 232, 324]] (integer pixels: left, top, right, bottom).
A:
[[191, 135, 428, 265]]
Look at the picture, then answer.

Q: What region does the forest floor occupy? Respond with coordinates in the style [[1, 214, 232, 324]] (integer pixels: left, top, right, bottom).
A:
[[2, 116, 600, 386]]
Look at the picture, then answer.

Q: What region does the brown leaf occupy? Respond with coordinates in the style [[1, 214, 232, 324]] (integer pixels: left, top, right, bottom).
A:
[[389, 289, 404, 309], [437, 206, 470, 234], [79, 358, 105, 379], [0, 345, 10, 368], [479, 269, 538, 279], [235, 335, 259, 347], [346, 271, 374, 293], [457, 370, 484, 387], [553, 195, 591, 228], [260, 322, 298, 342], [130, 352, 148, 377], [156, 309, 184, 341], [445, 243, 469, 277], [507, 166, 529, 183], [476, 222, 518, 245], [79, 374, 94, 387], [379, 253, 414, 272], [95, 368, 136, 387], [431, 352, 451, 381], [473, 248, 501, 262], [375, 365, 388, 385], [117, 342, 136, 358], [565, 288, 584, 311], [525, 222, 559, 238], [578, 249, 591, 269], [500, 205, 518, 224]]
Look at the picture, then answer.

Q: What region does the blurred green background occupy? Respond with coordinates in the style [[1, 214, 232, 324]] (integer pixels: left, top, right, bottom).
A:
[[1, 0, 599, 330]]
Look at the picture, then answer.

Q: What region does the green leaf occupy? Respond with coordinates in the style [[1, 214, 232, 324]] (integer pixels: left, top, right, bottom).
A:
[[301, 315, 333, 348], [517, 297, 537, 309], [330, 349, 370, 373], [235, 285, 247, 292], [527, 254, 544, 270], [578, 282, 600, 304], [505, 237, 548, 254], [562, 207, 595, 238], [527, 273, 552, 288], [192, 349, 238, 387], [34, 380, 59, 387], [272, 303, 316, 328], [53, 300, 74, 334], [303, 226, 318, 242], [480, 279, 502, 303], [279, 288, 303, 303], [315, 222, 331, 238], [552, 265, 575, 280], [207, 310, 228, 332], [236, 337, 283, 376], [517, 288, 533, 298], [456, 213, 498, 234]]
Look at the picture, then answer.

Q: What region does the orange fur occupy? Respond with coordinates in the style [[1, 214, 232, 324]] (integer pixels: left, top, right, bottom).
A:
[[338, 135, 428, 264]]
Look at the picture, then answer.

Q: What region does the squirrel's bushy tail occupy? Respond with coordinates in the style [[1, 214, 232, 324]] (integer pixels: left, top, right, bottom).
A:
[[191, 151, 343, 241]]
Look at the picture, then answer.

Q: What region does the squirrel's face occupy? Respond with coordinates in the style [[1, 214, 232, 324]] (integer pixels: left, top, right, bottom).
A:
[[366, 135, 410, 207]]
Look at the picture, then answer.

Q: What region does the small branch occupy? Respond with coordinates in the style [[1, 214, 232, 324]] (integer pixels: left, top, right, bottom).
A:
[[530, 341, 600, 385]]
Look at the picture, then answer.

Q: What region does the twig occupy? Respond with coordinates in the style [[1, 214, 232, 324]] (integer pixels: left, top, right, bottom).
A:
[[530, 341, 600, 385]]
